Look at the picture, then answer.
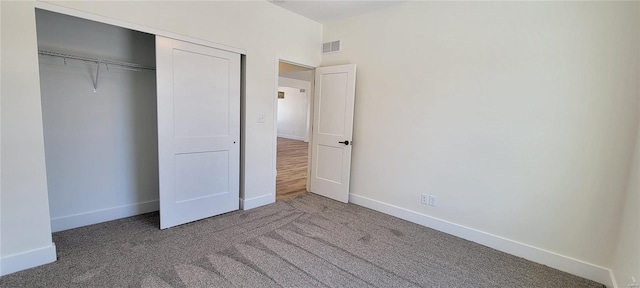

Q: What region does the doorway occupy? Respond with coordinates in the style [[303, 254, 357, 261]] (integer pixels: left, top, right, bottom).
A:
[[276, 61, 313, 201]]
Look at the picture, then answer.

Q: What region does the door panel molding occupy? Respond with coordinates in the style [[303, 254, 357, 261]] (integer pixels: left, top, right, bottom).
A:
[[156, 36, 240, 229], [309, 64, 356, 203]]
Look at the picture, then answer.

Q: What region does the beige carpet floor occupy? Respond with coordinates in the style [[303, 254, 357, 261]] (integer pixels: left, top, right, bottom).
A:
[[0, 194, 604, 287]]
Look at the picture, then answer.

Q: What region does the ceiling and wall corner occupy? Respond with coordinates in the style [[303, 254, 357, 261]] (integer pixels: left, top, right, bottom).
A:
[[278, 61, 310, 73], [269, 1, 402, 23], [278, 61, 313, 82]]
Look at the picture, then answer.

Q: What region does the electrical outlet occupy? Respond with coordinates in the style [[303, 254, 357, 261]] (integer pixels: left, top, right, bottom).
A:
[[421, 194, 429, 205], [428, 195, 437, 207], [421, 194, 437, 207], [257, 114, 265, 123]]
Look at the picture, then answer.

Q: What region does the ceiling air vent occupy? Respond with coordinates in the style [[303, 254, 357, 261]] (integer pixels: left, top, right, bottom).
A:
[[322, 40, 341, 54]]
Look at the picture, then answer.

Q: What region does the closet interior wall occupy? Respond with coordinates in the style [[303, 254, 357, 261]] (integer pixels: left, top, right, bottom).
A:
[[35, 9, 159, 232]]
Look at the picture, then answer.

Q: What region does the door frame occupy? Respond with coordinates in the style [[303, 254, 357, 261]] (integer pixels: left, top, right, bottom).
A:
[[273, 57, 316, 201]]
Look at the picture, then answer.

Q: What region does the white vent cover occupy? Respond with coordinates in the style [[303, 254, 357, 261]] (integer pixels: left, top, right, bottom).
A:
[[322, 40, 341, 54]]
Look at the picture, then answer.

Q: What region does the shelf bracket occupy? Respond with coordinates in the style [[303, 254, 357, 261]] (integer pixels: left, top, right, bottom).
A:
[[92, 62, 100, 93]]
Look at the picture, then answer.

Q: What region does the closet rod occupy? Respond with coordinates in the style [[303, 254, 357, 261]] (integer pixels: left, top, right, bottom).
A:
[[38, 50, 156, 71]]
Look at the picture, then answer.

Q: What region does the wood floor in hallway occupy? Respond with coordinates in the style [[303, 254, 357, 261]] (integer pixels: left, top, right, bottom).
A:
[[276, 137, 308, 201]]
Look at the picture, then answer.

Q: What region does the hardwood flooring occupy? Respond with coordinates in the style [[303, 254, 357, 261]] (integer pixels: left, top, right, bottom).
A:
[[276, 137, 308, 201]]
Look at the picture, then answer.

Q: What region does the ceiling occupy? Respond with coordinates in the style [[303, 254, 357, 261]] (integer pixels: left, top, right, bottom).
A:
[[269, 1, 401, 24], [279, 62, 312, 73]]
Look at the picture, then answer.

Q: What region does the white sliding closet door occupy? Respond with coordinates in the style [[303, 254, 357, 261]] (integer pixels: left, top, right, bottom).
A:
[[156, 36, 240, 229]]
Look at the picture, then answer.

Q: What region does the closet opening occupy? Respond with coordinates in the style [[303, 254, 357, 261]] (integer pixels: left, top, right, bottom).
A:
[[275, 61, 314, 201], [36, 9, 159, 232]]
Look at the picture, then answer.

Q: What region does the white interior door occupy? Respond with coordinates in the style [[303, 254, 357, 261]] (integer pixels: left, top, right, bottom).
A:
[[310, 64, 356, 203], [156, 36, 240, 229]]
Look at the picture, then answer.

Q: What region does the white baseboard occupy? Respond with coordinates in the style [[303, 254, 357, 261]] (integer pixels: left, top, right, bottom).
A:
[[241, 193, 274, 210], [50, 200, 159, 232], [277, 134, 306, 141], [0, 243, 57, 276], [349, 193, 615, 287]]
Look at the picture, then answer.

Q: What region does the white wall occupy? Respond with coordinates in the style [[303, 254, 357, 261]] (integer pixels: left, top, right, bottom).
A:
[[1, 1, 56, 275], [277, 87, 308, 141], [322, 2, 639, 285], [278, 77, 311, 142], [0, 0, 321, 275], [612, 114, 640, 287], [36, 10, 159, 232], [611, 5, 640, 284]]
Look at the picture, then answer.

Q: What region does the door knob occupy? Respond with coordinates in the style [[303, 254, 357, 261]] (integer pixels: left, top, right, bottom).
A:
[[339, 140, 350, 145]]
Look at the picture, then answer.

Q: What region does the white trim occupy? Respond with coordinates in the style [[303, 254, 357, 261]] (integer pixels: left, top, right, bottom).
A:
[[306, 70, 316, 193], [241, 193, 275, 210], [273, 57, 280, 205], [34, 1, 246, 55], [349, 193, 615, 287], [50, 200, 159, 232], [0, 243, 57, 276]]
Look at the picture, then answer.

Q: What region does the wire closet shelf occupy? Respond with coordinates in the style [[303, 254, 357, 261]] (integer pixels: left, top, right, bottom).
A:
[[38, 49, 156, 92], [38, 49, 156, 71]]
